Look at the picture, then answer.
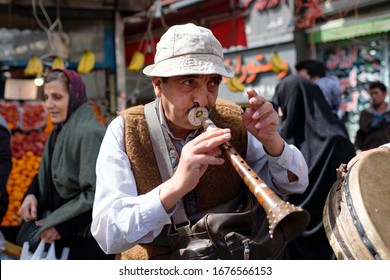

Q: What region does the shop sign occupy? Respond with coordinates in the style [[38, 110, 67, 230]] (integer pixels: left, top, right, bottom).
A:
[[4, 79, 38, 100], [325, 46, 358, 70], [224, 52, 288, 85], [245, 0, 294, 43], [317, 37, 385, 143], [220, 44, 296, 103]]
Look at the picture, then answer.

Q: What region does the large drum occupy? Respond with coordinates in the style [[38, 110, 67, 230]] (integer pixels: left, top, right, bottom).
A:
[[323, 150, 390, 260]]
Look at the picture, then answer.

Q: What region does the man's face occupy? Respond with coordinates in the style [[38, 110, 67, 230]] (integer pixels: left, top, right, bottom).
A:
[[152, 74, 222, 138], [369, 87, 387, 107]]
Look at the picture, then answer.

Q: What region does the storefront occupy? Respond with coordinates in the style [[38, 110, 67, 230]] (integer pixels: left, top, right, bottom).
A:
[[123, 0, 298, 106], [308, 12, 390, 142]]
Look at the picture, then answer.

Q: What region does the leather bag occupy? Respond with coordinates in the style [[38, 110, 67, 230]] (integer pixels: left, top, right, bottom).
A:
[[16, 220, 41, 253], [167, 190, 287, 260], [15, 210, 50, 253]]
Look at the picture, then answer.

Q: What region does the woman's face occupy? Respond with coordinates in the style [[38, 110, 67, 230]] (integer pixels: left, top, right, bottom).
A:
[[43, 80, 69, 124]]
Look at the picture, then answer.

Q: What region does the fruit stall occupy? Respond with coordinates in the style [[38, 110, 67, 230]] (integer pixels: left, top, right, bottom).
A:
[[0, 99, 51, 228]]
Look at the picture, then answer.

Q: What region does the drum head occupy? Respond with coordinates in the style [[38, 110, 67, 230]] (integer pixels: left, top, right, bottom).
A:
[[350, 150, 390, 259], [324, 150, 390, 259]]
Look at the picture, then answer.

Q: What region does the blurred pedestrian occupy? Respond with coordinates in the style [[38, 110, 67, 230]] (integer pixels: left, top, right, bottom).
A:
[[354, 82, 390, 152], [295, 59, 342, 118], [273, 75, 356, 259]]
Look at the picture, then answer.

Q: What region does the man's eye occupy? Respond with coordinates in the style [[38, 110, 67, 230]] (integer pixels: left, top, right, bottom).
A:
[[210, 79, 221, 87], [183, 79, 194, 86]]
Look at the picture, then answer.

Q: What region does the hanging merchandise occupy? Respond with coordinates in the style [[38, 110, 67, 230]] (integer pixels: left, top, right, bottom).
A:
[[127, 51, 145, 72], [32, 0, 70, 60], [127, 7, 160, 105], [77, 50, 96, 74], [24, 56, 44, 77], [126, 13, 156, 73], [294, 0, 322, 29], [51, 56, 65, 70]]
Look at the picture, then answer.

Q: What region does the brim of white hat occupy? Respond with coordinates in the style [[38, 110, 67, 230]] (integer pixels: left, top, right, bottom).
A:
[[143, 54, 234, 78]]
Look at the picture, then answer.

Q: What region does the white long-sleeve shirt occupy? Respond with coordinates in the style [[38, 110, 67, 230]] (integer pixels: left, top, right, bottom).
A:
[[91, 115, 309, 254]]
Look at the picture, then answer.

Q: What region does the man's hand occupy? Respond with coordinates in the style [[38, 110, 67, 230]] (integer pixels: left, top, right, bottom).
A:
[[159, 127, 231, 211], [242, 88, 284, 156]]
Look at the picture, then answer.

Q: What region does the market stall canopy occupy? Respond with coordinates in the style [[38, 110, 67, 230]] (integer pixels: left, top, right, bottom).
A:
[[308, 15, 390, 43]]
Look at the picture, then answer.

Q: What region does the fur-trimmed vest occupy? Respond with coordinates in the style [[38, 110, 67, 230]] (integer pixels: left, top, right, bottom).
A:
[[120, 98, 248, 259]]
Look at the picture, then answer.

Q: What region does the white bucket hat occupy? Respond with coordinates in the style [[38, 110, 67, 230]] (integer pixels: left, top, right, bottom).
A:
[[143, 23, 234, 78]]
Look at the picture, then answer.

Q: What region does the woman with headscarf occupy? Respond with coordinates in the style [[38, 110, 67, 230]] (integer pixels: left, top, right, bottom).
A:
[[272, 75, 356, 260], [17, 69, 115, 260]]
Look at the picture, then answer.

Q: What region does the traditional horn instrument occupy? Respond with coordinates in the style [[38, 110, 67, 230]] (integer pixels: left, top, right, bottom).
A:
[[188, 107, 310, 241]]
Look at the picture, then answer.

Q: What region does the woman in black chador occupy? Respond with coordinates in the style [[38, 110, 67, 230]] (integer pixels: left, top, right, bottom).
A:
[[273, 75, 356, 260]]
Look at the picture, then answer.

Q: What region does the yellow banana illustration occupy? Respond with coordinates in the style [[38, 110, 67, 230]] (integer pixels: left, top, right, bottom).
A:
[[230, 76, 246, 92], [226, 78, 238, 92], [128, 51, 145, 72], [52, 57, 65, 70], [77, 50, 95, 74], [269, 52, 288, 73], [226, 76, 245, 92]]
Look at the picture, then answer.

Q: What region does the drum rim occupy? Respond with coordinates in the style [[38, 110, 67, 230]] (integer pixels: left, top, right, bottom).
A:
[[323, 157, 389, 260], [324, 177, 354, 260], [344, 168, 382, 259]]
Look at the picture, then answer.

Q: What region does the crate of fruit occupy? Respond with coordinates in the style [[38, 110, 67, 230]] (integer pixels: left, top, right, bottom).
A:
[[19, 101, 46, 132], [0, 100, 20, 130]]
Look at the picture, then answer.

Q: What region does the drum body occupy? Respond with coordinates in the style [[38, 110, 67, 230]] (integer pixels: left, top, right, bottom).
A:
[[323, 150, 390, 260]]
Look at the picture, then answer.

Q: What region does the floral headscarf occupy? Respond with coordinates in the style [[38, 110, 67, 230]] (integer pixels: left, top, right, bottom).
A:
[[61, 69, 88, 122]]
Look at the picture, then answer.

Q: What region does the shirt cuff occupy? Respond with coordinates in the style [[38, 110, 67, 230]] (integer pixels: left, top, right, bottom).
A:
[[267, 141, 293, 171], [139, 187, 172, 229]]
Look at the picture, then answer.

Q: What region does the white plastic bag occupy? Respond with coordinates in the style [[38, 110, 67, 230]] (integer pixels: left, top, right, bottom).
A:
[[20, 240, 70, 260]]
